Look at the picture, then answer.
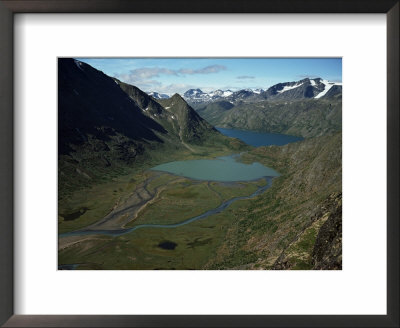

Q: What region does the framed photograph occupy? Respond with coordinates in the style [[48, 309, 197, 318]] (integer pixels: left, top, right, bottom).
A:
[[1, 0, 398, 327]]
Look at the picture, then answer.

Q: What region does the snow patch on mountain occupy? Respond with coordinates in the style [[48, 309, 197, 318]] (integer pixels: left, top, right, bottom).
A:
[[278, 83, 304, 93], [314, 80, 342, 99]]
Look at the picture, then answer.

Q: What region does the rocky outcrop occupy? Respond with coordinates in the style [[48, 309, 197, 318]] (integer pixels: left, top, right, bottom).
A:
[[272, 192, 342, 270], [312, 192, 342, 269]]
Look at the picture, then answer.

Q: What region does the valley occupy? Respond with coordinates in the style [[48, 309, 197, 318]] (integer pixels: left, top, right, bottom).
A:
[[58, 58, 342, 270]]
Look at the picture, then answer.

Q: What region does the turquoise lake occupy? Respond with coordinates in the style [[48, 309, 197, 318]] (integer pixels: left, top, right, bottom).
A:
[[151, 155, 279, 182], [150, 129, 302, 182]]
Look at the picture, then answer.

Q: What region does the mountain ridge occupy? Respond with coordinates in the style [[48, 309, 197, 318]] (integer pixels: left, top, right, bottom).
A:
[[182, 77, 342, 105]]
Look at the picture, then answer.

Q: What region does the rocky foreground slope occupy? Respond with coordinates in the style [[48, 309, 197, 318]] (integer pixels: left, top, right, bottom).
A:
[[205, 133, 342, 270]]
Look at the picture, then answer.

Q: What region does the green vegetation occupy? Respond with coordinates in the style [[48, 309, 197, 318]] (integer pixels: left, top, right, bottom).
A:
[[59, 195, 245, 270], [58, 143, 247, 234], [59, 133, 341, 270]]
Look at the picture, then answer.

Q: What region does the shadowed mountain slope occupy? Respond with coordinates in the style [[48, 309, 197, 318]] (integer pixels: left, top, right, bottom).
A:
[[58, 58, 240, 198], [58, 58, 167, 156]]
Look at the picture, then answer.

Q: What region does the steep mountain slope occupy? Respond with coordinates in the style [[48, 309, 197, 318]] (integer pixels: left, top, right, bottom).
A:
[[58, 58, 240, 198], [194, 100, 235, 124], [156, 94, 226, 146], [206, 132, 342, 270], [58, 59, 167, 157]]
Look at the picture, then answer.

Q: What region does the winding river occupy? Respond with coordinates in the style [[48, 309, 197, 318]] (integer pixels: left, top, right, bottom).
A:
[[59, 176, 274, 238]]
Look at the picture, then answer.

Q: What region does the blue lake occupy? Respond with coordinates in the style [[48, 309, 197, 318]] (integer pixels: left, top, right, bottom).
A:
[[216, 127, 303, 147]]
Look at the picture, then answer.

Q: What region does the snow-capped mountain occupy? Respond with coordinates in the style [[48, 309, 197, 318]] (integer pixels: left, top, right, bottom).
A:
[[210, 89, 234, 98], [183, 88, 207, 102], [313, 80, 342, 99], [183, 88, 261, 104], [262, 78, 342, 100], [148, 91, 169, 99], [183, 89, 236, 103], [183, 78, 341, 104]]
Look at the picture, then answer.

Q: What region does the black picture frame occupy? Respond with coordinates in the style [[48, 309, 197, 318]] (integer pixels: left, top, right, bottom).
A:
[[0, 1, 398, 327]]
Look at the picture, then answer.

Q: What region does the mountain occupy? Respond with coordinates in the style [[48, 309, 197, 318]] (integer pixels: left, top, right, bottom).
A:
[[211, 89, 234, 98], [148, 91, 169, 99], [183, 88, 234, 103], [184, 78, 341, 106], [189, 77, 342, 138], [58, 59, 167, 158], [183, 88, 208, 103], [156, 94, 222, 146], [230, 89, 255, 101], [183, 88, 257, 104], [260, 78, 342, 101], [58, 58, 240, 198]]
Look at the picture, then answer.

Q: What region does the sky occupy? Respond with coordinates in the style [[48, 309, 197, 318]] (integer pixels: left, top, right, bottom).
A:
[[77, 58, 342, 95]]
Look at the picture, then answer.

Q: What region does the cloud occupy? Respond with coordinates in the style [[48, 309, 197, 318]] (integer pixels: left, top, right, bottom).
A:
[[236, 75, 255, 79], [178, 65, 227, 75], [128, 67, 177, 79], [114, 64, 227, 94], [116, 65, 227, 84]]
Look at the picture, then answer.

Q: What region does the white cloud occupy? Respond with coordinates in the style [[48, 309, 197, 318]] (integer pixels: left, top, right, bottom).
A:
[[115, 65, 227, 86], [178, 65, 227, 75], [114, 64, 228, 95]]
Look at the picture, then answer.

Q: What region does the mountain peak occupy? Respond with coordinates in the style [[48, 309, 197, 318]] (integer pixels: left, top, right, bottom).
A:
[[171, 93, 185, 101]]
